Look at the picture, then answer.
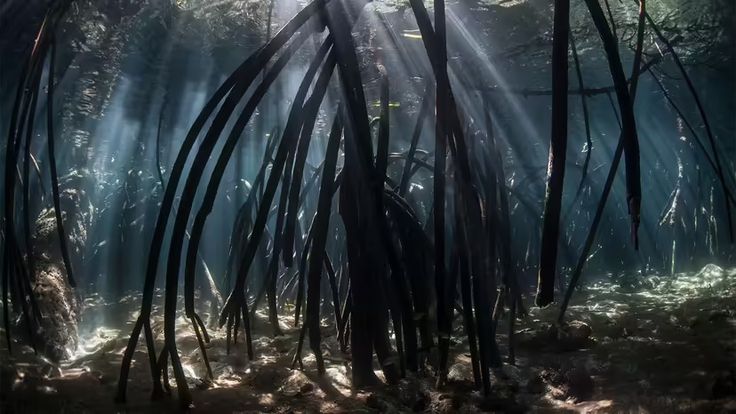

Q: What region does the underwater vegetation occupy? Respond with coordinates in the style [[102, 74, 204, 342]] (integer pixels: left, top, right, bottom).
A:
[[0, 0, 734, 412]]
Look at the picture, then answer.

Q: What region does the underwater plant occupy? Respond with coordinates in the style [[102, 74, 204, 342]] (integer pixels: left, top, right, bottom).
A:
[[1, 0, 733, 411]]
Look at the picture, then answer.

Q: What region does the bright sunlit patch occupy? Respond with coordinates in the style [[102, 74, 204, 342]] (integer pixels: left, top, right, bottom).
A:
[[494, 0, 528, 7], [401, 29, 422, 40], [67, 326, 121, 361], [409, 183, 424, 192], [259, 355, 277, 364], [258, 393, 275, 406], [38, 385, 58, 395], [325, 366, 351, 396], [371, 101, 401, 108], [216, 376, 242, 388], [181, 362, 198, 379]]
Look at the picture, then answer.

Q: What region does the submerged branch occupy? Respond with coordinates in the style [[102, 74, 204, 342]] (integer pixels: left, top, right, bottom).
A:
[[535, 0, 569, 308]]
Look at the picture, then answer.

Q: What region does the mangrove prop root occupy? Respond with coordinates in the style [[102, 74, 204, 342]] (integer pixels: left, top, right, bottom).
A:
[[535, 0, 569, 308]]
